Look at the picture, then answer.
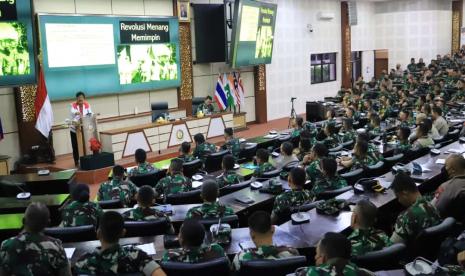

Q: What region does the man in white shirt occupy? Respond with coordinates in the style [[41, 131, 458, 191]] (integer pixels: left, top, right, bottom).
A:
[[431, 106, 449, 137], [70, 91, 93, 166]]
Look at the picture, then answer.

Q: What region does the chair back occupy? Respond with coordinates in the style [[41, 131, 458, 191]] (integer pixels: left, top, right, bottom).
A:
[[259, 168, 282, 179], [183, 159, 203, 178], [239, 256, 307, 276], [161, 257, 231, 276], [340, 168, 364, 186], [405, 147, 430, 161], [44, 225, 96, 242], [239, 143, 258, 163], [366, 161, 385, 178], [328, 145, 343, 152], [289, 200, 323, 213], [166, 189, 202, 205], [129, 171, 165, 188], [198, 215, 239, 229], [316, 186, 352, 200], [151, 102, 168, 122], [283, 161, 299, 172], [446, 129, 460, 141], [352, 243, 407, 271], [413, 217, 456, 261], [384, 154, 404, 169], [204, 150, 229, 173], [124, 218, 170, 237], [341, 140, 354, 150], [219, 180, 252, 196], [98, 199, 123, 209], [192, 97, 205, 115]]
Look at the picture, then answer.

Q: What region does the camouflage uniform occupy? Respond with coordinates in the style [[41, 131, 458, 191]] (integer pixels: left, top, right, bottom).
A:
[[369, 127, 382, 137], [178, 154, 195, 163], [253, 162, 275, 177], [222, 138, 241, 159], [97, 178, 138, 207], [368, 143, 382, 160], [0, 232, 69, 276], [302, 122, 318, 137], [162, 243, 226, 263], [351, 155, 378, 171], [185, 202, 234, 219], [155, 173, 192, 199], [74, 244, 160, 276], [305, 158, 322, 183], [122, 206, 167, 221], [233, 245, 299, 271], [291, 127, 303, 138], [128, 162, 157, 176], [322, 118, 336, 129], [193, 142, 217, 162], [395, 141, 412, 154], [393, 196, 441, 242], [339, 130, 356, 143], [348, 228, 392, 256], [216, 170, 244, 188], [272, 189, 313, 217], [296, 261, 363, 276], [61, 200, 103, 227], [196, 103, 214, 115], [380, 106, 393, 120], [311, 175, 348, 197], [452, 89, 465, 101]]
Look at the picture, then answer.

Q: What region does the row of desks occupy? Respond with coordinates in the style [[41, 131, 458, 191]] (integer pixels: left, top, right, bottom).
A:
[[61, 140, 464, 263]]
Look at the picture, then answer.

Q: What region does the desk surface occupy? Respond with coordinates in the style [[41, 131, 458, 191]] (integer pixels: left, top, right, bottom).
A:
[[0, 169, 76, 185], [100, 112, 233, 135], [0, 194, 69, 210], [0, 213, 24, 230], [63, 225, 308, 264]]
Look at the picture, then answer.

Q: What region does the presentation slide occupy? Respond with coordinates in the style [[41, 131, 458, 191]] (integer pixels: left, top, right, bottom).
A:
[[38, 15, 181, 101], [230, 0, 277, 68], [0, 0, 36, 86], [45, 23, 115, 68]]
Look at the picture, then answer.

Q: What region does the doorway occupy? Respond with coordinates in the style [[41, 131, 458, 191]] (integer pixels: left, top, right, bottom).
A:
[[374, 49, 389, 79]]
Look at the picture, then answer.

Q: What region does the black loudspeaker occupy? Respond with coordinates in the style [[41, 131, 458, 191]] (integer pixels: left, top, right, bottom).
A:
[[80, 152, 115, 171], [306, 102, 322, 122]]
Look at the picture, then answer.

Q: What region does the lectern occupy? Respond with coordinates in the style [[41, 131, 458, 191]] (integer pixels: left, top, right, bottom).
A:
[[75, 114, 99, 157]]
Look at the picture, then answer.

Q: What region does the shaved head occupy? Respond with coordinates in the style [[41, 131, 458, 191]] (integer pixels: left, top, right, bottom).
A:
[[445, 154, 465, 178], [24, 202, 50, 233]]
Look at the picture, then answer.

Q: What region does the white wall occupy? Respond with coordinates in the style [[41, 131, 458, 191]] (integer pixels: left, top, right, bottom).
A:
[[374, 0, 452, 70], [266, 0, 342, 120], [190, 0, 256, 122]]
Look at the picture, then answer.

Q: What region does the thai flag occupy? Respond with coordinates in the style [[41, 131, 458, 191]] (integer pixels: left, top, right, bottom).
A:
[[214, 75, 228, 111]]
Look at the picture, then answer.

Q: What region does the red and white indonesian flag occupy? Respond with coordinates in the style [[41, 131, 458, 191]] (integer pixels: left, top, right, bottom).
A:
[[35, 68, 53, 138]]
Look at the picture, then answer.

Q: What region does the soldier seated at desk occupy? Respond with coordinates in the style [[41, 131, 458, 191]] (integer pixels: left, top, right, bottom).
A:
[[123, 185, 174, 234], [270, 142, 299, 170], [98, 165, 138, 208], [185, 180, 234, 219], [178, 142, 195, 163], [295, 232, 373, 276], [339, 118, 356, 143], [61, 183, 103, 228], [271, 167, 312, 224], [193, 133, 217, 163], [390, 172, 441, 244], [253, 148, 276, 178], [155, 158, 192, 200], [196, 95, 215, 115], [310, 158, 347, 198], [128, 148, 158, 177], [221, 127, 241, 160], [162, 219, 227, 263], [233, 211, 299, 271], [74, 211, 166, 276], [0, 202, 71, 276], [348, 200, 391, 257], [303, 143, 329, 183], [395, 126, 412, 154], [216, 154, 244, 188]]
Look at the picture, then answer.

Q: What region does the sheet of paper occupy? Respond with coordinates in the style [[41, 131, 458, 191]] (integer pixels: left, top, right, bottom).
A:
[[436, 159, 446, 165], [136, 243, 156, 255], [192, 181, 203, 188], [64, 248, 75, 259], [420, 165, 431, 172], [447, 148, 464, 154]]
